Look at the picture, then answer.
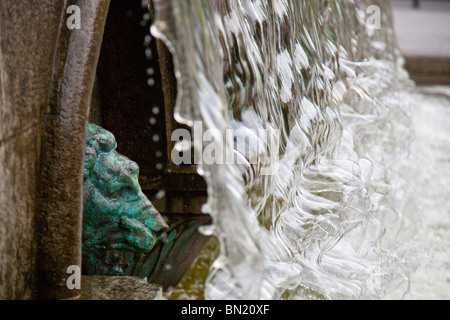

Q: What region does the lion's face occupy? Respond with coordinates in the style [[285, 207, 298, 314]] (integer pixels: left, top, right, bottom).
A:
[[82, 123, 168, 275]]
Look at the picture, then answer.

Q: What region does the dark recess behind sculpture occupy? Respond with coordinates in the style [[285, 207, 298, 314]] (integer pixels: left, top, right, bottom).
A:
[[96, 0, 207, 203], [92, 0, 211, 289]]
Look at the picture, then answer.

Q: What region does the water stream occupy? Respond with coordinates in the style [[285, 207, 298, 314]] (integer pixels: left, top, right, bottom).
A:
[[150, 0, 450, 299]]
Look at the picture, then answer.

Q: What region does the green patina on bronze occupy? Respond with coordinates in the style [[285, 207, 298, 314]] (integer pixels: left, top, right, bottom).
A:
[[82, 123, 168, 275]]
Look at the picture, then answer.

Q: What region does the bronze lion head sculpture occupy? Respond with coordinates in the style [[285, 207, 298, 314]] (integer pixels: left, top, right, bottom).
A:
[[82, 123, 168, 275]]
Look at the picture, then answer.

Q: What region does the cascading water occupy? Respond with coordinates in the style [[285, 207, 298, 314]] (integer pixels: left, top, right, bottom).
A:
[[150, 0, 450, 299]]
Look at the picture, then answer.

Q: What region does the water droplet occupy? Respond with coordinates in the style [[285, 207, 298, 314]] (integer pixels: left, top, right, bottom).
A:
[[156, 189, 166, 199], [145, 48, 152, 59], [199, 224, 215, 236], [166, 286, 174, 293], [144, 35, 152, 46]]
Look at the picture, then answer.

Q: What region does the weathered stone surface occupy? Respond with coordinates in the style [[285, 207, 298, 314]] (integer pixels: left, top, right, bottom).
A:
[[80, 276, 162, 300], [36, 0, 111, 300], [0, 0, 110, 299], [0, 1, 66, 300], [403, 56, 450, 85]]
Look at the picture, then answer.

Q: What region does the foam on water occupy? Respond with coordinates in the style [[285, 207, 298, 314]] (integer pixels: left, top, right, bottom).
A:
[[151, 0, 450, 299]]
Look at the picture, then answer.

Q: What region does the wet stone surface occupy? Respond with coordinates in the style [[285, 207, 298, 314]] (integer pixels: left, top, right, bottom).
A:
[[80, 276, 162, 300]]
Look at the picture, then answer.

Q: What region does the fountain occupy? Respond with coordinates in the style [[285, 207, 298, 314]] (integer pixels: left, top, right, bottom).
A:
[[1, 0, 449, 300], [149, 0, 450, 299]]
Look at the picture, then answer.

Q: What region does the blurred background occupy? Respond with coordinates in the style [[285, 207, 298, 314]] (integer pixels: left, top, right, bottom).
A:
[[392, 0, 450, 85]]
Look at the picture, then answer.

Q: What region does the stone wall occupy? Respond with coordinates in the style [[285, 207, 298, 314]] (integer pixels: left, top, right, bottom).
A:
[[0, 0, 110, 299]]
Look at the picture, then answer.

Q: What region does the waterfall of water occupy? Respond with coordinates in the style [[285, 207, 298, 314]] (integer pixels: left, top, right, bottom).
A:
[[151, 0, 450, 299]]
